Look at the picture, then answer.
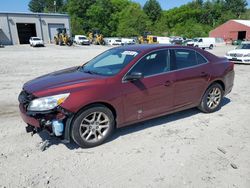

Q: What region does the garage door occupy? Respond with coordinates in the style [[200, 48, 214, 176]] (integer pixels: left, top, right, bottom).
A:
[[16, 23, 36, 44], [48, 24, 65, 43]]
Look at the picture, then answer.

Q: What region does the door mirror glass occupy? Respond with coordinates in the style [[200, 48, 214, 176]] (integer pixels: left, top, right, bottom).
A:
[[124, 72, 143, 81]]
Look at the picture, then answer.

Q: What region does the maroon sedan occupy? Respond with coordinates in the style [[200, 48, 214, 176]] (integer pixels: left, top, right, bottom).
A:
[[18, 45, 234, 148]]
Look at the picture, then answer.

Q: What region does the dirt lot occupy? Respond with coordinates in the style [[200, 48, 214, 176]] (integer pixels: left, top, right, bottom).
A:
[[0, 44, 249, 188]]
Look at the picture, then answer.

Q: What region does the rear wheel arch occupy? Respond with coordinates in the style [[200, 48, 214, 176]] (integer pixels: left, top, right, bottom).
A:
[[199, 80, 225, 104], [210, 80, 225, 92]]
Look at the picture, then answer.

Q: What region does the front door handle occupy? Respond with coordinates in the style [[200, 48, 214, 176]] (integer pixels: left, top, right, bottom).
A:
[[200, 72, 208, 77]]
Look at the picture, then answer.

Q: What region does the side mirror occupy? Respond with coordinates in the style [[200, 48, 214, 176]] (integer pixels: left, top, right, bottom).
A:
[[124, 72, 143, 81]]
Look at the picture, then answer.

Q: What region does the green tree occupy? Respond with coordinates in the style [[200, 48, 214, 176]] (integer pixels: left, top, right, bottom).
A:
[[28, 0, 45, 12], [143, 0, 162, 22], [86, 0, 113, 36], [67, 0, 96, 34], [117, 3, 151, 37], [224, 0, 248, 17]]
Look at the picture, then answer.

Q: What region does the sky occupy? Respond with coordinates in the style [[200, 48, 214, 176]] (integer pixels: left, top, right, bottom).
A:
[[0, 0, 250, 12]]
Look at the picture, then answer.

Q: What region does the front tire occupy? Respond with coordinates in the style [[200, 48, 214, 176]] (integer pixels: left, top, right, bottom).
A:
[[71, 105, 115, 148], [209, 44, 213, 49], [198, 83, 224, 113]]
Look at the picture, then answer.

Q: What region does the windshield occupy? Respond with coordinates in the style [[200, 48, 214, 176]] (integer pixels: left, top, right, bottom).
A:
[[79, 37, 87, 40], [81, 49, 140, 76], [237, 44, 250, 49]]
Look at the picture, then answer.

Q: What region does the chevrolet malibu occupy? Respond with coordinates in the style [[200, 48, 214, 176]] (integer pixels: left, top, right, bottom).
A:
[[18, 45, 234, 148]]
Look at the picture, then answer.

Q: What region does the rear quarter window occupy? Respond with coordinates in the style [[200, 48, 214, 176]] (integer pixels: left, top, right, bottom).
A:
[[196, 52, 208, 64]]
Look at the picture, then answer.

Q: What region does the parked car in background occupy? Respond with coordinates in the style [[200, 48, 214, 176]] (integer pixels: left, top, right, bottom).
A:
[[121, 38, 136, 45], [29, 37, 44, 47], [74, 35, 90, 45], [170, 37, 184, 45], [232, 40, 242, 45], [157, 37, 171, 44], [182, 39, 193, 46], [19, 45, 234, 148], [215, 38, 226, 47], [104, 38, 122, 45], [225, 41, 250, 64], [187, 37, 215, 49]]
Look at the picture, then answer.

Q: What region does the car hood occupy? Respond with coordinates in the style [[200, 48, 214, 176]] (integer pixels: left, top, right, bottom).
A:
[[228, 49, 250, 54], [23, 66, 105, 94]]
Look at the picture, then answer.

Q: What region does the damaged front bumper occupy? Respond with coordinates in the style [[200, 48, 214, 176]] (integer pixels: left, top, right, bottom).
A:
[[18, 90, 74, 143]]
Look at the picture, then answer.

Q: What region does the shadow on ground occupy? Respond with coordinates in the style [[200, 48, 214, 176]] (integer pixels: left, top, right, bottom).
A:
[[37, 97, 231, 150]]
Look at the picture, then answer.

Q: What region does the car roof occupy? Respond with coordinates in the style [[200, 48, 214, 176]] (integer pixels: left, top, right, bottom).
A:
[[115, 44, 218, 62], [116, 44, 197, 52]]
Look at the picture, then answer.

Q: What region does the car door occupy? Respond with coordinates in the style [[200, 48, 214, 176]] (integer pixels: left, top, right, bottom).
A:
[[170, 48, 210, 108], [122, 49, 175, 124]]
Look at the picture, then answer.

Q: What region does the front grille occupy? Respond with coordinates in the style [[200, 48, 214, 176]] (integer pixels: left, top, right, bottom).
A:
[[229, 58, 242, 62], [229, 53, 244, 57]]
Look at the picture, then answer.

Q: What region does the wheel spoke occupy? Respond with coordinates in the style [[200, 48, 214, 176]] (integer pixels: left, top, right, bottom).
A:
[[83, 118, 92, 124], [81, 129, 89, 138], [92, 112, 97, 122], [208, 101, 213, 108], [81, 124, 89, 128], [99, 124, 109, 129], [97, 129, 104, 138], [97, 112, 102, 121], [93, 132, 98, 140], [86, 132, 92, 140]]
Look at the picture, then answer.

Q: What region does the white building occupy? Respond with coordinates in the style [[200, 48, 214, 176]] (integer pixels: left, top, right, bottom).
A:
[[0, 12, 70, 45]]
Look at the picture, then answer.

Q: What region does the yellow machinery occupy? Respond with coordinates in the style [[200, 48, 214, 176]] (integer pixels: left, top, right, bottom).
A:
[[88, 29, 105, 45], [54, 28, 73, 46], [139, 32, 158, 44]]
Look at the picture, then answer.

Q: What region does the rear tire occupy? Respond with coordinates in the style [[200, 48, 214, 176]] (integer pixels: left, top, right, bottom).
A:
[[71, 105, 115, 148], [209, 44, 213, 49], [198, 83, 224, 113]]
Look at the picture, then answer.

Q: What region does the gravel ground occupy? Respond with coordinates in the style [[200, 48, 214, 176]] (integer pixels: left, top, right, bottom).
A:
[[0, 44, 249, 188]]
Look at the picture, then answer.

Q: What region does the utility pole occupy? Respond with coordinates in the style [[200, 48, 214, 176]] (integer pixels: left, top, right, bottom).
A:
[[54, 1, 57, 13]]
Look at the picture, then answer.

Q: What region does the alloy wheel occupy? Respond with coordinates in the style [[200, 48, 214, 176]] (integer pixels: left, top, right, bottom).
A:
[[207, 87, 222, 110], [79, 112, 110, 143]]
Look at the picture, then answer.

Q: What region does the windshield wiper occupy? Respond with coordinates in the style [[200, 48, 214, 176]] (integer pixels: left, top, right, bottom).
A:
[[83, 70, 95, 74]]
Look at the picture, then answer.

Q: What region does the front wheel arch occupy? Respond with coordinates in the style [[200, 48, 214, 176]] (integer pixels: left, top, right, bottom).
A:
[[63, 102, 117, 142], [70, 104, 116, 147]]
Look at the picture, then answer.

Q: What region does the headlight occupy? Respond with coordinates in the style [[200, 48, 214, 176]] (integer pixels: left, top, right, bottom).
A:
[[243, 54, 250, 57], [225, 53, 230, 56], [28, 93, 70, 111]]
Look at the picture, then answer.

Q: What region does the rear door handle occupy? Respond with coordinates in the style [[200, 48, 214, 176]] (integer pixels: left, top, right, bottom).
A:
[[164, 80, 172, 87]]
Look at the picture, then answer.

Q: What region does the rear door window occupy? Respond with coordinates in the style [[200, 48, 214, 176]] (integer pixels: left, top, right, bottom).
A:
[[170, 49, 197, 70]]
